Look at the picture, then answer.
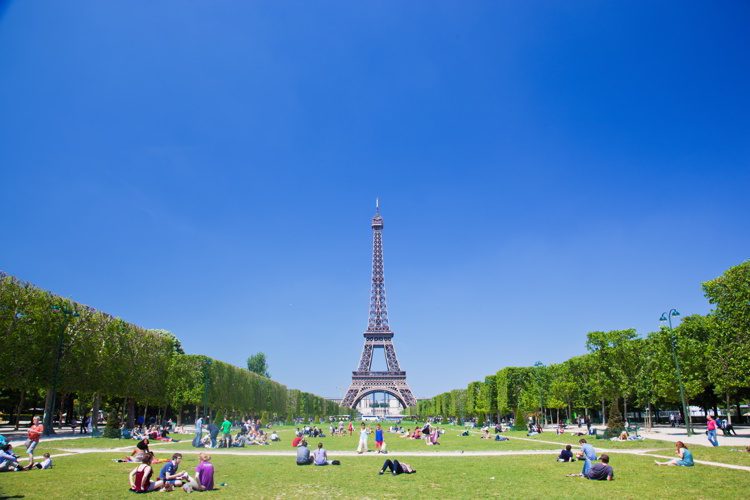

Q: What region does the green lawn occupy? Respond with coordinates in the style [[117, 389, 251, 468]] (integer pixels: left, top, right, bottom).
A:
[[0, 450, 746, 499], [49, 427, 563, 453]]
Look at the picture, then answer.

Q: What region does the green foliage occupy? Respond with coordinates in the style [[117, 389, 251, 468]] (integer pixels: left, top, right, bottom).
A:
[[0, 272, 346, 424], [247, 352, 271, 378], [703, 260, 750, 398]]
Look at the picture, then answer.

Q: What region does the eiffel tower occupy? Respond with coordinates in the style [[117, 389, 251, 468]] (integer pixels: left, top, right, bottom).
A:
[[341, 201, 417, 411]]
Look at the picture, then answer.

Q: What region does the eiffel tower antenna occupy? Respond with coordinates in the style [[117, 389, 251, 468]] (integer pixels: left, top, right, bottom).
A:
[[341, 203, 416, 413]]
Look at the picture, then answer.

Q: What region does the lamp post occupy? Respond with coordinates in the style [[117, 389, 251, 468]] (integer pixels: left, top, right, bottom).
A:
[[534, 361, 545, 427], [43, 304, 80, 436], [659, 309, 693, 436]]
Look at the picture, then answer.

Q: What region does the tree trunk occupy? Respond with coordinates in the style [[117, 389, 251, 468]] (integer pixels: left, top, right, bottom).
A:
[[143, 403, 148, 425], [726, 394, 732, 424], [176, 405, 183, 426], [601, 399, 606, 425], [57, 392, 67, 430], [623, 398, 628, 422], [92, 393, 101, 434], [126, 398, 136, 428], [43, 386, 56, 435], [13, 390, 26, 430]]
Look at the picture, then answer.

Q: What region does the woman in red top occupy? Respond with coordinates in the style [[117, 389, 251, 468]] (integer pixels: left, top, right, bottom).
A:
[[129, 452, 157, 493], [26, 416, 44, 467]]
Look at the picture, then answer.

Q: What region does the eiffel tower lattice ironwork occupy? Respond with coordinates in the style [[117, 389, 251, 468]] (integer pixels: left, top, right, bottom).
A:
[[341, 202, 417, 410]]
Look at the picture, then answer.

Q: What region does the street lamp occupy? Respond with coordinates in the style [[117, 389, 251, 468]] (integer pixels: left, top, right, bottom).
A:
[[43, 304, 80, 436], [659, 308, 693, 436], [534, 361, 545, 427]]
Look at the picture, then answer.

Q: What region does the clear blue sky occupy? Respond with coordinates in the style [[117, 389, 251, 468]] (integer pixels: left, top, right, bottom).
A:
[[1, 1, 748, 399]]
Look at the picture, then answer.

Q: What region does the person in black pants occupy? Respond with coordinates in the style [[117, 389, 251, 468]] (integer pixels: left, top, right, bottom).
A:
[[379, 459, 416, 475]]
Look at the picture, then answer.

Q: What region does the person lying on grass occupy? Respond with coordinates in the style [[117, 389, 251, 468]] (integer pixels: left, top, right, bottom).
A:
[[655, 441, 694, 467], [115, 438, 166, 463], [379, 459, 416, 475]]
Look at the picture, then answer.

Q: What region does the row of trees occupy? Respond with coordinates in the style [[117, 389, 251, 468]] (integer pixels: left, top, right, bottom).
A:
[[0, 271, 346, 432], [415, 260, 750, 430]]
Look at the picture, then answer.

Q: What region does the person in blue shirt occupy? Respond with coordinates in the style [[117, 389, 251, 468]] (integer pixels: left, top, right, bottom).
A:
[[375, 424, 385, 454], [655, 441, 694, 467], [576, 439, 597, 475], [0, 444, 23, 472], [158, 453, 190, 489]]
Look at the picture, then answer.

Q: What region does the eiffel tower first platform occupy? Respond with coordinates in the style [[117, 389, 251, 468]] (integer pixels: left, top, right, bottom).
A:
[[341, 202, 417, 412]]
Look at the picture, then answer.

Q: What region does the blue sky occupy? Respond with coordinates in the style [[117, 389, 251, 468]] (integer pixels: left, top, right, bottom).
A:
[[1, 1, 748, 399]]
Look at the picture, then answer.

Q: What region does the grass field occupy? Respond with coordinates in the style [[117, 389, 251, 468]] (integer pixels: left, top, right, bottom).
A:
[[1, 425, 747, 499]]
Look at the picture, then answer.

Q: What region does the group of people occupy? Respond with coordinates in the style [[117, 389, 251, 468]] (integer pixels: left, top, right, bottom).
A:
[[392, 423, 442, 445], [0, 416, 49, 473], [129, 452, 215, 493], [192, 416, 273, 449], [556, 436, 697, 481]]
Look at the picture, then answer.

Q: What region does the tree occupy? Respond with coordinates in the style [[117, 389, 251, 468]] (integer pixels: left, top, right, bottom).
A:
[[703, 260, 750, 422], [247, 352, 271, 378]]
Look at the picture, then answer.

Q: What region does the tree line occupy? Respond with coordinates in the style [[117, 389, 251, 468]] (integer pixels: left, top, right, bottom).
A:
[[414, 260, 750, 429], [0, 271, 346, 431]]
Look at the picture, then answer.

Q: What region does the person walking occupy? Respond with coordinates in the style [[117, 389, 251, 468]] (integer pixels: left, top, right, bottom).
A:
[[357, 423, 369, 454], [706, 415, 719, 447], [669, 413, 675, 428]]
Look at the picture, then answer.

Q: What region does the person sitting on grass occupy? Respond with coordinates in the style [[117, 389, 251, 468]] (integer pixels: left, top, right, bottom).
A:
[[313, 442, 340, 466], [481, 428, 491, 439], [655, 441, 694, 467], [459, 429, 470, 437], [187, 452, 215, 491], [296, 440, 313, 465], [30, 452, 52, 470], [0, 444, 24, 472], [585, 454, 614, 480], [292, 432, 303, 447], [158, 453, 190, 489], [557, 444, 575, 462], [378, 459, 416, 475], [428, 428, 440, 445], [129, 451, 158, 493], [576, 438, 597, 475]]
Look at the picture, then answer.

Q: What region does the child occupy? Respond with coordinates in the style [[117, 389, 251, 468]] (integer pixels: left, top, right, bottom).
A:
[[375, 424, 384, 453], [31, 452, 52, 469], [558, 445, 575, 462]]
